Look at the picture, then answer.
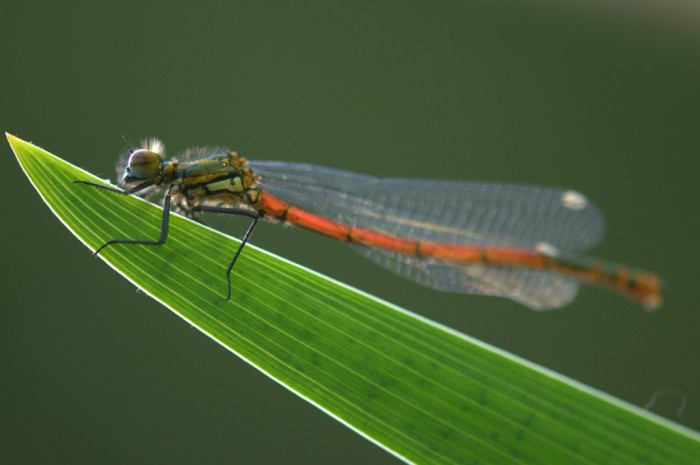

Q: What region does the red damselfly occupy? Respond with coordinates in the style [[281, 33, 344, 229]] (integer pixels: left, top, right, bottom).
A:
[[76, 139, 662, 310]]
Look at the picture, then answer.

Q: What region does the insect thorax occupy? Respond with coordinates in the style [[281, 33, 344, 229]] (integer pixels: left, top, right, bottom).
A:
[[170, 152, 260, 204]]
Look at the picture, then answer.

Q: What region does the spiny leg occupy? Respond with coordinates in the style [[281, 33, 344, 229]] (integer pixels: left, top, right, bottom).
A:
[[190, 205, 260, 300], [91, 193, 173, 255], [74, 180, 152, 196], [75, 179, 173, 255], [175, 198, 207, 225]]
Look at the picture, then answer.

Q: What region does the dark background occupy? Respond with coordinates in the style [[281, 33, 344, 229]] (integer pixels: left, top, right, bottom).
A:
[[2, 1, 699, 463]]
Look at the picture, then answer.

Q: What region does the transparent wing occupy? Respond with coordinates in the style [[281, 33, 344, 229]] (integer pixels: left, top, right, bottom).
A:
[[250, 161, 605, 309], [352, 247, 579, 309]]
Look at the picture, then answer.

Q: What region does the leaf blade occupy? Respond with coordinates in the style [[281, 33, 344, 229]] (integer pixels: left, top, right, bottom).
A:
[[8, 133, 699, 464]]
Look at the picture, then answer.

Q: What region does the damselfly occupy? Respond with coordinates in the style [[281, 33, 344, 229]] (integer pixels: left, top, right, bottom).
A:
[[76, 139, 662, 310]]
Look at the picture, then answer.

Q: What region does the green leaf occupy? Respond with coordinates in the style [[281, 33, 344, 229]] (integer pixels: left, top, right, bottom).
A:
[[8, 133, 699, 464]]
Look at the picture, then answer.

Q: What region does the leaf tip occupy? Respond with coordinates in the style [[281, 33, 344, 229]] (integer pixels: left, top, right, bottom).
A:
[[6, 134, 39, 164], [6, 132, 25, 151]]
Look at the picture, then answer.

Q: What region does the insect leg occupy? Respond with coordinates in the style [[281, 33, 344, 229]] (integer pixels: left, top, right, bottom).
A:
[[74, 180, 153, 195], [190, 205, 260, 300], [91, 193, 173, 255], [175, 198, 207, 224]]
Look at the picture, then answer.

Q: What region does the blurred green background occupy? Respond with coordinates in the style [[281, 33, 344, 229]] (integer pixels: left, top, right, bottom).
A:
[[1, 1, 699, 463]]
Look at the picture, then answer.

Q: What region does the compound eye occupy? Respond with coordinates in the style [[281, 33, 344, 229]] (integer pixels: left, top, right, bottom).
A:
[[126, 149, 161, 179]]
